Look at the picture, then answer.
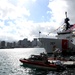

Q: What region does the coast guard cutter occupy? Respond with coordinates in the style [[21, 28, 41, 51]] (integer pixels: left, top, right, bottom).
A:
[[39, 12, 75, 55]]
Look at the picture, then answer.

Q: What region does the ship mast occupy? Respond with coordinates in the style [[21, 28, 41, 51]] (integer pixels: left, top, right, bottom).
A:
[[65, 12, 67, 18], [64, 12, 70, 30]]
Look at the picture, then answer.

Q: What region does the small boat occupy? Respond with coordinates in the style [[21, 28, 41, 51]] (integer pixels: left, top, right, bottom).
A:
[[19, 53, 66, 71]]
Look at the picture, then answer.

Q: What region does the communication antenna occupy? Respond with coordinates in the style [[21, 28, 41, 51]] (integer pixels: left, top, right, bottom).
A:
[[65, 12, 67, 18]]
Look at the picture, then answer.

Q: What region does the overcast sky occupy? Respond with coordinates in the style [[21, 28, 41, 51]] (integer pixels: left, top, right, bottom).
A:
[[0, 0, 75, 42]]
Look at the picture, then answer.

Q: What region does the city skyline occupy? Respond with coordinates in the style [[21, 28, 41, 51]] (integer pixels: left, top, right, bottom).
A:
[[0, 38, 40, 48]]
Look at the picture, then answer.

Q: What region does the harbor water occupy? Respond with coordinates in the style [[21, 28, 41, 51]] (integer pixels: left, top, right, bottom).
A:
[[0, 48, 75, 75]]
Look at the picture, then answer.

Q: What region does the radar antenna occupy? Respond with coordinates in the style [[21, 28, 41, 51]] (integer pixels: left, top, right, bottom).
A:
[[64, 12, 70, 30]]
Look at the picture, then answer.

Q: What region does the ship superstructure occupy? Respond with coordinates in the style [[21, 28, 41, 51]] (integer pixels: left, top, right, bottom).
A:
[[39, 12, 75, 54]]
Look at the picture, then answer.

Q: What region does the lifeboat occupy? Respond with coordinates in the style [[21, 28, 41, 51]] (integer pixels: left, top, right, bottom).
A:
[[19, 53, 66, 71]]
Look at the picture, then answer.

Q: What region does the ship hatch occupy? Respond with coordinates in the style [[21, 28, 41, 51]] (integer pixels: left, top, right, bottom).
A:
[[62, 39, 68, 49]]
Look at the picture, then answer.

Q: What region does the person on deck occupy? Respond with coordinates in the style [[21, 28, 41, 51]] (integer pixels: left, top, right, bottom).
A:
[[53, 45, 62, 59]]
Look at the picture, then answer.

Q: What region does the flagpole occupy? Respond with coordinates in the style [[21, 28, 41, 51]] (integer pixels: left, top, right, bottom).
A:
[[39, 31, 41, 38]]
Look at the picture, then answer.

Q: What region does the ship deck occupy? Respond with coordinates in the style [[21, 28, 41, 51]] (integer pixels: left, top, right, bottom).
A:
[[48, 59, 75, 68]]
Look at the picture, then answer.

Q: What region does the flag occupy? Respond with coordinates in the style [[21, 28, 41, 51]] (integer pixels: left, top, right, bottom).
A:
[[66, 24, 75, 31], [70, 24, 75, 30]]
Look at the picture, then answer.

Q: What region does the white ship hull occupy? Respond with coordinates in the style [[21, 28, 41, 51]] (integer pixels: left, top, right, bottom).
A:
[[39, 38, 75, 54]]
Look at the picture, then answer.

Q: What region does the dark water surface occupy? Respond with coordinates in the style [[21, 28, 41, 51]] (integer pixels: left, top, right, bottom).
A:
[[0, 48, 75, 75]]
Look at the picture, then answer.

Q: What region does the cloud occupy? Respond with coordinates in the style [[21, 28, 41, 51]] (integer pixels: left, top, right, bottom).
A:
[[48, 0, 75, 24], [41, 0, 75, 38], [0, 0, 30, 20], [65, 0, 75, 24], [48, 0, 68, 24], [0, 0, 31, 41], [0, 0, 75, 42], [32, 0, 36, 2]]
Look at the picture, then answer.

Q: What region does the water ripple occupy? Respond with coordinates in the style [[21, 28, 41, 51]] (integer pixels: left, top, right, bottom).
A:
[[0, 48, 75, 75]]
